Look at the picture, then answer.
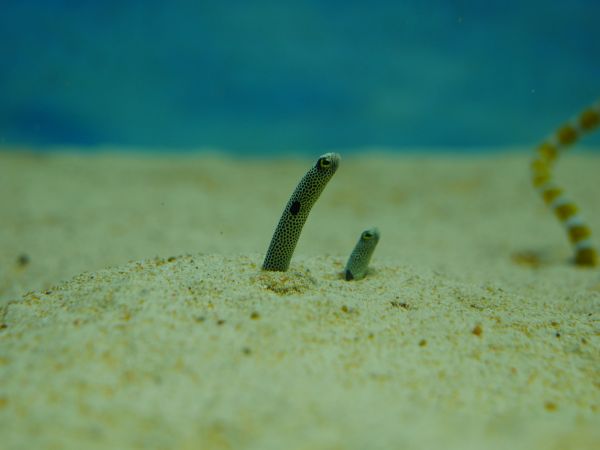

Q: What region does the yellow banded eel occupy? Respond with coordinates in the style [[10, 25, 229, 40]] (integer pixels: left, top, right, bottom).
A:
[[262, 152, 341, 272], [344, 227, 380, 280], [531, 100, 600, 266]]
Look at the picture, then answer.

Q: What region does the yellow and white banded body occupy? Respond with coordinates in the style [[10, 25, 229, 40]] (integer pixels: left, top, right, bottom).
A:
[[344, 227, 380, 280], [531, 100, 600, 266], [262, 152, 341, 272]]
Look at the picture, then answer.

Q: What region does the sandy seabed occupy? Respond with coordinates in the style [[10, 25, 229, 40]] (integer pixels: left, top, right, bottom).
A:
[[0, 148, 599, 449]]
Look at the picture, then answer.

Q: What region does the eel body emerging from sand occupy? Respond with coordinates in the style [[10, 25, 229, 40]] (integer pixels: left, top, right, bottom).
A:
[[345, 227, 381, 280], [263, 152, 341, 272], [531, 100, 599, 266]]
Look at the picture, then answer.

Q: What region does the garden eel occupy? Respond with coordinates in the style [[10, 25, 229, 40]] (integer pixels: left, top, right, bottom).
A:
[[531, 99, 600, 266], [262, 152, 341, 271], [344, 227, 380, 280]]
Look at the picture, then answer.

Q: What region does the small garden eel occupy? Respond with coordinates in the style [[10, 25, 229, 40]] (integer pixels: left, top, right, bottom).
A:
[[344, 227, 380, 280], [531, 100, 600, 266], [262, 152, 341, 272]]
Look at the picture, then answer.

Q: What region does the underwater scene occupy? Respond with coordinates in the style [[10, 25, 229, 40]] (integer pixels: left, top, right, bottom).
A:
[[1, 0, 599, 152], [1, 1, 599, 449]]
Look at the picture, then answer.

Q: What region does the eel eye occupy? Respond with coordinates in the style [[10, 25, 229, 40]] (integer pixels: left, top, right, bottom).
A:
[[318, 157, 331, 169], [362, 231, 373, 240]]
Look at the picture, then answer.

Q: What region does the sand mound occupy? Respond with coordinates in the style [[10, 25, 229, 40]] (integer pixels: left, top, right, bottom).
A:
[[1, 253, 598, 449]]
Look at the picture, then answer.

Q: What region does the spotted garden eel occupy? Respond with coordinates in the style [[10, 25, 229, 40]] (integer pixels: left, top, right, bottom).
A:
[[344, 227, 380, 280], [531, 100, 599, 266], [262, 152, 341, 271]]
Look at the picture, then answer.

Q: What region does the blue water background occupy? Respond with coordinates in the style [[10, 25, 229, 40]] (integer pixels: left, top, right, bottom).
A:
[[1, 0, 598, 154]]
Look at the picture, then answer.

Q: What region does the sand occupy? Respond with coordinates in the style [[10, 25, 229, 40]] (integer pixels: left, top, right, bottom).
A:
[[1, 149, 599, 449]]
